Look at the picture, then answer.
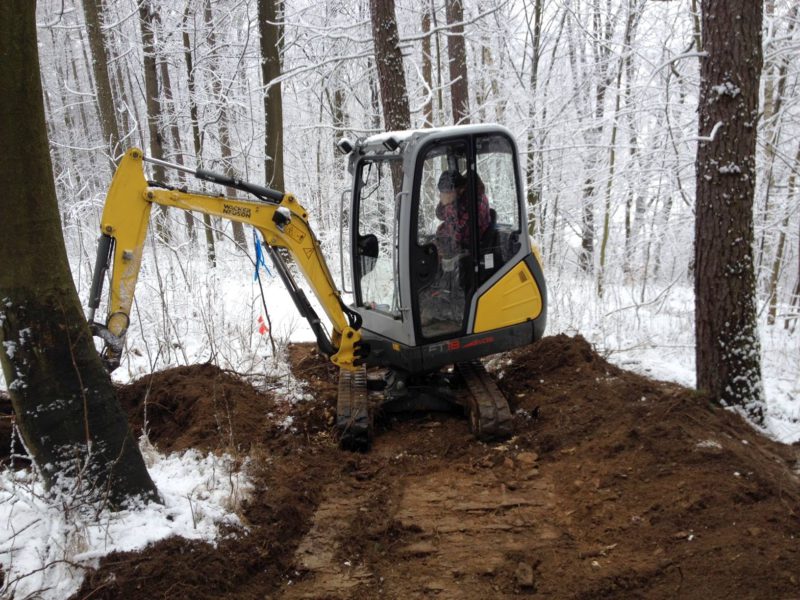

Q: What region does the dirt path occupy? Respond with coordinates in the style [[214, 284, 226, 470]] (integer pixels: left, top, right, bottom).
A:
[[281, 423, 558, 599], [68, 335, 800, 599]]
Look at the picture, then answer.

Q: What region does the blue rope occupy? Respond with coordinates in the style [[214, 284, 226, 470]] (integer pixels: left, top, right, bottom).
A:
[[253, 229, 271, 280]]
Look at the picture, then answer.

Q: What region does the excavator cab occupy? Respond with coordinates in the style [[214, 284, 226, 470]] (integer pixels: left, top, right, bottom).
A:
[[328, 125, 546, 447], [343, 125, 546, 376]]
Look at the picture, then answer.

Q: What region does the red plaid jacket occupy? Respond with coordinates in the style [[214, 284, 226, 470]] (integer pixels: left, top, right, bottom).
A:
[[435, 193, 491, 258]]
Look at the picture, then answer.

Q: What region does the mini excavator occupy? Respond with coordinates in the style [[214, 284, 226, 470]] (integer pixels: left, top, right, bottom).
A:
[[87, 124, 547, 450]]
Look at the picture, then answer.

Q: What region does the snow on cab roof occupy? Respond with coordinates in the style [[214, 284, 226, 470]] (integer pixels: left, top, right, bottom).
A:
[[361, 123, 513, 147]]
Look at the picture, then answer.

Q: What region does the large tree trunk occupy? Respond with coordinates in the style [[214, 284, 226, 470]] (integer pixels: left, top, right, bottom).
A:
[[81, 0, 121, 172], [258, 0, 285, 192], [445, 0, 470, 124], [0, 0, 158, 507], [694, 0, 764, 422], [369, 0, 411, 132]]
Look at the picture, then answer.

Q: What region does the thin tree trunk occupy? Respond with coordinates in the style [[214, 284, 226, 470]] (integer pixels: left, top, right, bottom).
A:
[[786, 218, 800, 332], [421, 8, 434, 127], [204, 0, 247, 248], [139, 0, 173, 245], [369, 0, 411, 131], [598, 0, 638, 297], [755, 5, 797, 277], [690, 0, 702, 52], [768, 143, 800, 324], [430, 0, 445, 124], [0, 1, 158, 507], [151, 12, 195, 241], [622, 5, 642, 276], [258, 0, 285, 192], [81, 0, 121, 172], [182, 5, 216, 266], [525, 0, 543, 237], [367, 57, 382, 131], [445, 0, 470, 124]]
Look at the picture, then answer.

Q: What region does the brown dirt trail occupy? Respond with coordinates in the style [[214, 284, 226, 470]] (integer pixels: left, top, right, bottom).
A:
[[64, 335, 800, 599]]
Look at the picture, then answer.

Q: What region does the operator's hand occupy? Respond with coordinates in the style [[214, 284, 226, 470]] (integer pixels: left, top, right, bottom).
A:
[[442, 255, 458, 272]]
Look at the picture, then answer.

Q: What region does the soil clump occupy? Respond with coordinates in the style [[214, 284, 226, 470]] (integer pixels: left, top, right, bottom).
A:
[[70, 335, 800, 599]]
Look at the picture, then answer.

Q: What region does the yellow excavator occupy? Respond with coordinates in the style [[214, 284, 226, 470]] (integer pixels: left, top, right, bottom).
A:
[[87, 124, 547, 449]]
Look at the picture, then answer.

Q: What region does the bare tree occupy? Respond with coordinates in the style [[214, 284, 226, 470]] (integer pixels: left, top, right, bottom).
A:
[[0, 0, 158, 507], [204, 0, 247, 248], [369, 0, 411, 131], [258, 0, 286, 192], [695, 0, 764, 422], [81, 0, 121, 171], [445, 0, 470, 124], [182, 4, 216, 266]]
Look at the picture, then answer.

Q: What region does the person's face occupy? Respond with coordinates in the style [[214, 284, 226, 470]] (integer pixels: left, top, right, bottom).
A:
[[440, 189, 457, 205]]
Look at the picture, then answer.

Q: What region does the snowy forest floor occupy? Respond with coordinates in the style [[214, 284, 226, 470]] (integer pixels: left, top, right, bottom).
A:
[[3, 335, 796, 599]]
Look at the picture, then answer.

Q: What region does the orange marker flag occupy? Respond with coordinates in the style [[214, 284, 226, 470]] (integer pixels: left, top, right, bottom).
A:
[[257, 315, 269, 335]]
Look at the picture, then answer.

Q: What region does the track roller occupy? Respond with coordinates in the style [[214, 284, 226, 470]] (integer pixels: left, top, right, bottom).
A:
[[456, 360, 513, 441], [336, 366, 372, 451]]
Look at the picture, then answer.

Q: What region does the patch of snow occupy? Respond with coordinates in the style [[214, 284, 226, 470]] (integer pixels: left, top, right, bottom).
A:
[[712, 81, 741, 97], [0, 443, 251, 600], [718, 163, 741, 175], [696, 439, 722, 450]]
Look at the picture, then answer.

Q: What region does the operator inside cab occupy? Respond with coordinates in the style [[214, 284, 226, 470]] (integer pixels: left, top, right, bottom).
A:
[[418, 166, 493, 336], [434, 169, 491, 265]]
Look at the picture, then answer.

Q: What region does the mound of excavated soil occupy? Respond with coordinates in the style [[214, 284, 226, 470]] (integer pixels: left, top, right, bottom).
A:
[[116, 363, 280, 454], [73, 335, 800, 600]]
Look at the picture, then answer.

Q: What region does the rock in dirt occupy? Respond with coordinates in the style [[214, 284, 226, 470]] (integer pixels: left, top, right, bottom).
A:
[[514, 562, 535, 588]]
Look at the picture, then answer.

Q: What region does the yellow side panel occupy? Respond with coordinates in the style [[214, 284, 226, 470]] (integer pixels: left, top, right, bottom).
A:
[[473, 261, 543, 333]]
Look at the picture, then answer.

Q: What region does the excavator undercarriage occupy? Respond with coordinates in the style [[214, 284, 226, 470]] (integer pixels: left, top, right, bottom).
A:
[[336, 361, 513, 451]]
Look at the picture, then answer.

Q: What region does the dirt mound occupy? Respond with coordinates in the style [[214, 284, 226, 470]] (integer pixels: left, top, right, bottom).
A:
[[73, 335, 800, 599], [116, 363, 279, 454]]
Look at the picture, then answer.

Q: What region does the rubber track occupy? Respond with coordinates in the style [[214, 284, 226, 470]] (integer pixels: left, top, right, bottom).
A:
[[456, 360, 513, 441], [337, 366, 372, 451]]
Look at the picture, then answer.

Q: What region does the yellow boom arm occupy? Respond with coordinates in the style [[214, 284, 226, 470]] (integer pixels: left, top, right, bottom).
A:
[[88, 148, 363, 371]]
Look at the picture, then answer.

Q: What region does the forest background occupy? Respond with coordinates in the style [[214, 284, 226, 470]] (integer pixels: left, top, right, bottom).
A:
[[4, 0, 798, 441]]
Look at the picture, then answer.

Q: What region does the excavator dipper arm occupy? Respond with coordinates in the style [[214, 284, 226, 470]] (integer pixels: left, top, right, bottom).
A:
[[87, 148, 364, 372]]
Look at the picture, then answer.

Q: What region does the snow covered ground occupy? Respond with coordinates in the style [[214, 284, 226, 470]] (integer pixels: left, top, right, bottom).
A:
[[1, 447, 250, 599], [1, 237, 798, 599]]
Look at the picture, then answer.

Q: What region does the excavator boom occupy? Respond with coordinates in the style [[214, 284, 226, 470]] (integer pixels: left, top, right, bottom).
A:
[[87, 148, 364, 372]]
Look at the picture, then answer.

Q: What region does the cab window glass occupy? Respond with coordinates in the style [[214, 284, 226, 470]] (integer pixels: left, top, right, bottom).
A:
[[356, 158, 402, 315], [475, 135, 522, 283], [415, 142, 469, 339]]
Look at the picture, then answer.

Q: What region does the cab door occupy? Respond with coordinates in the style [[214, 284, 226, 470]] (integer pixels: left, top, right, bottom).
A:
[[411, 139, 476, 342], [411, 132, 527, 343], [351, 156, 410, 344]]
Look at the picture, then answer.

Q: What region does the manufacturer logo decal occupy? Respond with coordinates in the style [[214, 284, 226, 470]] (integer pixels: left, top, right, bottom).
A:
[[223, 204, 251, 219]]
